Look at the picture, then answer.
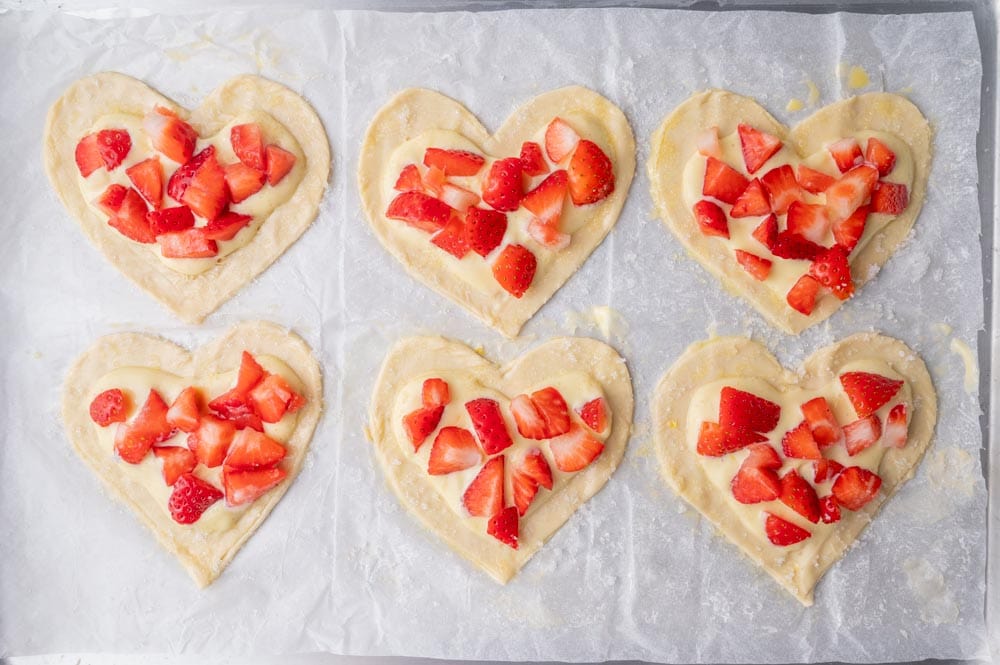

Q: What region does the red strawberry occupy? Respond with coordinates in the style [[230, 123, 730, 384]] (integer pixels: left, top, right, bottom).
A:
[[544, 117, 580, 163], [482, 157, 523, 212], [89, 388, 129, 426], [731, 465, 781, 504], [203, 211, 253, 241], [422, 378, 450, 408], [519, 141, 548, 176], [522, 170, 567, 225], [760, 164, 803, 214], [692, 200, 729, 238], [832, 466, 881, 510], [809, 245, 854, 300], [223, 467, 286, 506], [820, 495, 841, 524], [734, 249, 772, 281], [95, 129, 132, 171], [180, 149, 228, 221], [884, 403, 908, 448], [737, 124, 782, 174], [167, 146, 215, 203], [568, 139, 615, 205], [230, 123, 266, 171], [94, 183, 128, 216], [779, 469, 821, 523], [786, 274, 821, 315], [187, 415, 237, 468], [871, 182, 908, 214], [702, 156, 749, 204], [402, 405, 444, 452], [510, 387, 571, 439], [549, 423, 604, 472], [394, 164, 424, 192], [786, 201, 831, 244], [428, 427, 483, 475], [166, 386, 201, 433], [492, 244, 536, 298], [168, 473, 223, 524], [224, 428, 287, 470], [844, 414, 882, 456], [143, 106, 197, 164], [386, 191, 452, 233], [813, 458, 845, 483], [224, 162, 266, 203], [512, 466, 540, 517], [719, 386, 781, 433], [527, 217, 570, 250], [159, 228, 219, 259], [833, 204, 868, 253], [147, 206, 195, 236], [464, 207, 507, 257], [828, 138, 863, 173], [796, 165, 836, 194], [249, 373, 305, 423], [781, 421, 822, 460], [751, 213, 778, 249], [826, 164, 878, 222], [108, 188, 155, 243], [765, 513, 811, 546], [75, 134, 104, 177], [466, 398, 513, 454], [264, 145, 296, 186], [422, 165, 447, 196], [840, 371, 903, 418], [126, 157, 163, 209], [770, 231, 823, 261], [206, 351, 265, 429], [439, 182, 480, 213], [462, 456, 504, 517], [729, 178, 771, 217], [800, 396, 842, 446], [114, 389, 174, 464], [578, 397, 608, 433], [696, 421, 767, 456], [696, 126, 722, 159], [518, 448, 554, 489], [744, 443, 782, 469], [153, 446, 197, 486], [431, 215, 470, 259], [487, 505, 519, 549], [423, 147, 485, 176], [865, 138, 896, 176]]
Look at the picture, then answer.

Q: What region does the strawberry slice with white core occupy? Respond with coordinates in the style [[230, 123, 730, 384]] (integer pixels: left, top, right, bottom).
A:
[[230, 123, 266, 171], [224, 428, 287, 471], [744, 442, 782, 469], [702, 156, 749, 205], [465, 398, 513, 454], [492, 244, 536, 298], [786, 201, 831, 245], [734, 249, 771, 281], [800, 396, 842, 446], [223, 467, 286, 507], [180, 149, 228, 221], [695, 126, 722, 159], [813, 458, 845, 483], [864, 138, 896, 176], [431, 215, 470, 259], [825, 164, 878, 222], [828, 138, 863, 173], [153, 446, 197, 486], [527, 218, 570, 251], [159, 228, 219, 259], [809, 245, 854, 300], [168, 473, 223, 524], [692, 200, 729, 238], [422, 165, 447, 196], [481, 157, 523, 212], [90, 388, 129, 426], [522, 170, 568, 226], [512, 448, 554, 517], [394, 164, 424, 192], [428, 427, 483, 475], [423, 147, 485, 177], [402, 405, 444, 452], [786, 274, 821, 315], [833, 204, 868, 253], [248, 373, 305, 423], [463, 207, 507, 257], [166, 387, 201, 433], [568, 139, 615, 206], [544, 117, 580, 163], [718, 386, 781, 434], [796, 165, 835, 194], [224, 162, 266, 204], [462, 456, 504, 517], [696, 421, 767, 456], [264, 145, 296, 186], [884, 403, 908, 448], [487, 506, 519, 549], [114, 389, 175, 464], [779, 469, 821, 523], [844, 414, 882, 456], [519, 141, 549, 177], [737, 124, 782, 174], [422, 378, 450, 408], [729, 178, 771, 218], [510, 387, 571, 440], [765, 513, 811, 546], [167, 146, 214, 203], [870, 182, 909, 214], [832, 466, 881, 510], [577, 397, 608, 433], [386, 191, 452, 233], [187, 415, 237, 468], [203, 211, 253, 241], [439, 182, 480, 213], [126, 157, 163, 209], [549, 423, 604, 472], [840, 371, 903, 418], [144, 106, 197, 165], [760, 164, 803, 215], [109, 188, 155, 243], [781, 421, 822, 460]]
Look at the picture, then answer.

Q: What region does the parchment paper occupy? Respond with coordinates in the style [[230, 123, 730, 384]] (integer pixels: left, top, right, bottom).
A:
[[0, 5, 987, 662]]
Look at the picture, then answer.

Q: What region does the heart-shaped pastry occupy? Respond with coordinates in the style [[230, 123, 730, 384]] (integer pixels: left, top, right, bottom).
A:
[[653, 334, 936, 605], [648, 90, 931, 334], [43, 72, 331, 323], [368, 336, 633, 581], [61, 321, 323, 586], [358, 87, 636, 337]]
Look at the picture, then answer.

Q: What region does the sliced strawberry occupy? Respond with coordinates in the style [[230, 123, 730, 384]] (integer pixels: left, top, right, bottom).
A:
[[786, 201, 831, 244], [695, 126, 722, 159], [844, 414, 882, 456], [428, 426, 483, 475], [203, 211, 253, 241], [143, 106, 197, 164], [402, 405, 444, 452], [466, 398, 513, 454], [519, 141, 548, 176], [147, 206, 195, 236], [884, 403, 908, 448], [126, 157, 163, 209], [702, 156, 749, 205], [797, 165, 836, 194], [439, 182, 480, 213], [518, 448, 554, 489], [865, 138, 896, 176], [760, 164, 803, 214], [840, 371, 903, 418], [108, 188, 155, 244], [180, 150, 228, 221], [751, 213, 778, 249], [114, 389, 174, 464], [870, 182, 908, 214], [422, 165, 447, 196], [729, 178, 771, 218], [75, 134, 104, 177], [423, 147, 485, 177], [809, 245, 854, 300], [511, 395, 547, 440], [386, 191, 451, 233], [578, 397, 608, 434], [187, 415, 237, 468], [95, 183, 128, 216], [549, 423, 604, 472], [166, 387, 201, 433], [235, 351, 266, 392], [765, 513, 811, 546], [264, 145, 296, 186], [800, 396, 842, 446], [531, 387, 571, 437], [719, 386, 780, 433], [779, 469, 821, 523], [512, 466, 540, 517], [430, 215, 469, 259], [734, 249, 772, 281], [464, 207, 507, 257], [813, 458, 845, 483], [224, 162, 266, 203], [462, 456, 504, 517], [417, 379, 449, 410], [826, 164, 878, 222], [96, 129, 131, 171], [167, 146, 214, 203], [744, 442, 782, 469], [249, 373, 304, 423], [820, 495, 841, 523], [692, 200, 729, 238], [223, 467, 286, 506], [230, 123, 266, 171], [153, 446, 197, 486], [487, 505, 519, 549], [781, 421, 822, 460], [394, 164, 424, 192], [527, 218, 570, 250], [568, 139, 614, 205], [544, 117, 580, 163], [786, 273, 821, 315], [770, 231, 823, 261], [492, 244, 536, 298], [159, 228, 219, 259], [737, 124, 782, 174], [168, 473, 223, 524], [731, 464, 781, 504], [89, 388, 129, 426], [828, 138, 863, 173], [522, 170, 567, 225], [696, 421, 768, 456], [481, 157, 523, 212], [224, 428, 286, 470], [207, 353, 265, 431], [833, 204, 868, 253], [832, 466, 881, 510]]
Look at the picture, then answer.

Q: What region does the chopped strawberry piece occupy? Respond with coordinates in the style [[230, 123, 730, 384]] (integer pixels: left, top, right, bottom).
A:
[[826, 164, 878, 222], [518, 448, 554, 489], [203, 211, 253, 241], [780, 469, 821, 523], [760, 164, 803, 214], [820, 495, 841, 523], [144, 106, 197, 164], [487, 505, 519, 549], [522, 170, 568, 225], [832, 466, 881, 510], [527, 218, 570, 250], [422, 378, 450, 408], [511, 387, 571, 440], [466, 398, 513, 454], [402, 405, 444, 452], [737, 124, 782, 174], [187, 415, 237, 468], [544, 117, 580, 163], [386, 191, 452, 233], [94, 183, 128, 216], [800, 396, 842, 446], [695, 126, 722, 159], [492, 244, 536, 298], [235, 350, 266, 392], [696, 421, 767, 456], [205, 351, 266, 430], [428, 426, 483, 475], [167, 146, 215, 203], [166, 387, 202, 433], [95, 129, 131, 171], [422, 165, 447, 196], [464, 207, 507, 257], [114, 389, 174, 464], [394, 164, 424, 192], [549, 423, 604, 472], [871, 181, 909, 214], [884, 403, 908, 448], [731, 464, 781, 504], [796, 165, 836, 194], [224, 428, 286, 470], [770, 231, 823, 261], [430, 215, 470, 259], [840, 371, 903, 418], [519, 141, 548, 176], [512, 466, 540, 517], [828, 138, 863, 173], [249, 373, 304, 423], [224, 162, 266, 203], [568, 139, 615, 205], [844, 414, 882, 456], [168, 473, 223, 524], [578, 397, 608, 434], [809, 245, 854, 300], [463, 456, 504, 517], [230, 123, 266, 171], [90, 388, 129, 426], [786, 201, 831, 244], [147, 206, 195, 236], [702, 156, 749, 205], [264, 145, 296, 186], [159, 228, 219, 259], [181, 149, 228, 221], [482, 157, 523, 212], [751, 213, 778, 249], [765, 513, 811, 546], [833, 204, 868, 253], [729, 178, 771, 218], [734, 249, 772, 281], [223, 467, 286, 506], [439, 182, 480, 213], [423, 147, 485, 176], [744, 443, 782, 469], [75, 134, 104, 177], [719, 387, 781, 434], [692, 200, 729, 239], [126, 157, 163, 209], [781, 421, 822, 460], [786, 274, 821, 315], [813, 458, 845, 483], [153, 446, 197, 486], [864, 137, 896, 176], [108, 188, 155, 244]]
